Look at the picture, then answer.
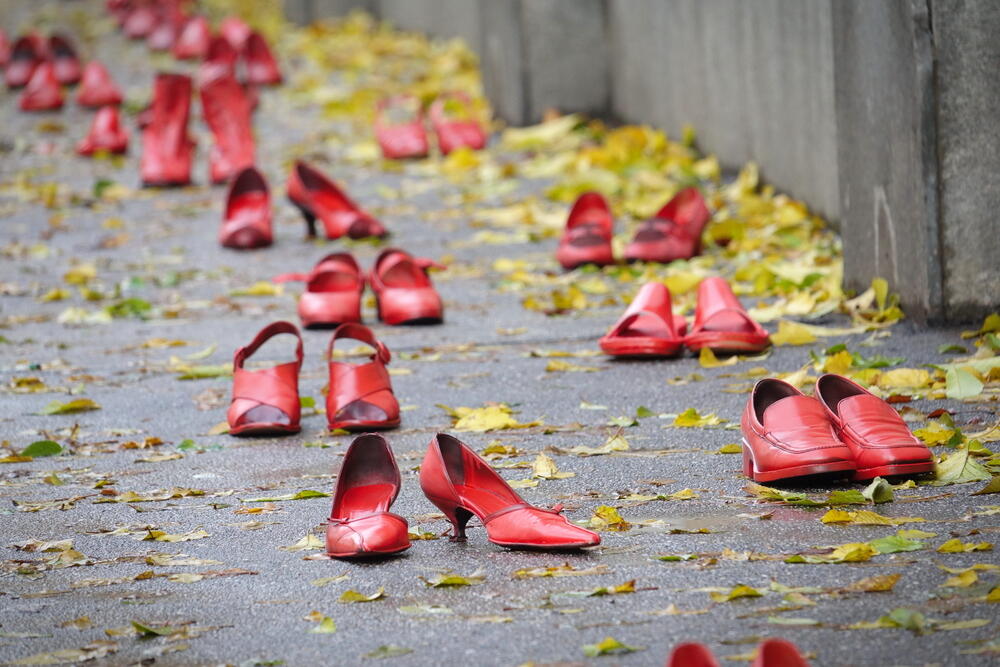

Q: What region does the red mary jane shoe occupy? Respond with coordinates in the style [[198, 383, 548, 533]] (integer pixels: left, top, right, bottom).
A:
[[667, 643, 719, 667], [227, 321, 303, 436], [625, 187, 711, 263], [369, 248, 444, 325], [48, 34, 82, 85], [19, 62, 63, 112], [172, 15, 210, 60], [200, 71, 254, 184], [325, 433, 411, 558], [815, 374, 934, 480], [375, 95, 428, 159], [752, 639, 810, 667], [219, 166, 272, 249], [286, 161, 388, 240], [274, 253, 364, 329], [141, 73, 194, 187], [685, 277, 770, 353], [76, 106, 129, 155], [599, 281, 687, 357], [326, 324, 400, 432], [741, 378, 856, 482], [420, 433, 601, 549], [243, 31, 282, 86], [429, 92, 486, 155], [76, 61, 123, 107], [5, 33, 45, 88], [556, 191, 614, 270]]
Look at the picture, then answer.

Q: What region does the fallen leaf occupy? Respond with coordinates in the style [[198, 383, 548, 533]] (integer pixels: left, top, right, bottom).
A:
[[420, 571, 484, 588], [582, 636, 644, 657], [39, 399, 101, 415]]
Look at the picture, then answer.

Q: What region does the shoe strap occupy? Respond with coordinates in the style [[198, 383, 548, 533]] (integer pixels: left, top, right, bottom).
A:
[[233, 320, 303, 370], [327, 323, 390, 365]]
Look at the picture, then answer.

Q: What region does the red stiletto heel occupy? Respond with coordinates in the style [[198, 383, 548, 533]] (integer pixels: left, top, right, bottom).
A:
[[625, 187, 711, 263], [286, 161, 388, 240], [219, 166, 272, 249], [227, 321, 303, 437], [273, 253, 364, 328], [326, 324, 400, 432]]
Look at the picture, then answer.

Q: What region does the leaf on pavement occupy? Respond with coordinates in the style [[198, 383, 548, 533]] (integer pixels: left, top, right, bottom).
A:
[[710, 584, 763, 602], [39, 399, 101, 415], [582, 636, 644, 657], [420, 571, 484, 588]]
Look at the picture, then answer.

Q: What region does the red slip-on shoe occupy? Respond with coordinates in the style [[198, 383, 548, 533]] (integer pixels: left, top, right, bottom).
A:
[[815, 374, 934, 480], [19, 62, 63, 112], [219, 166, 272, 249], [220, 16, 252, 50], [374, 95, 428, 159], [48, 34, 82, 85], [123, 4, 158, 39], [5, 34, 45, 88], [420, 433, 601, 549], [140, 72, 195, 187], [751, 639, 810, 667], [741, 378, 856, 483], [326, 433, 411, 558], [667, 643, 720, 667], [429, 92, 486, 155], [556, 191, 614, 270], [0, 29, 11, 68], [172, 15, 210, 60], [227, 321, 303, 436], [286, 161, 388, 240], [273, 253, 364, 328], [685, 276, 770, 353], [200, 71, 254, 185], [326, 323, 400, 432], [76, 61, 123, 107], [76, 106, 129, 156], [599, 281, 687, 357], [369, 248, 444, 325], [624, 187, 712, 263], [243, 31, 282, 85]]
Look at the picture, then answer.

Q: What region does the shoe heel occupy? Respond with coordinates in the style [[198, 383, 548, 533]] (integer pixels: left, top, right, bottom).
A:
[[426, 495, 472, 542], [290, 198, 317, 237], [741, 439, 755, 479]]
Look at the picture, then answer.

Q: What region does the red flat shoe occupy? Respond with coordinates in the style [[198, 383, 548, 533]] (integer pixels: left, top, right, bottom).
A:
[[624, 187, 711, 263], [286, 161, 388, 240], [219, 166, 272, 249], [141, 72, 195, 187], [243, 31, 282, 85], [369, 248, 444, 325], [326, 433, 411, 558], [815, 374, 934, 481], [76, 61, 123, 107], [326, 323, 400, 432], [420, 433, 601, 549], [76, 106, 129, 155], [200, 71, 254, 185], [429, 92, 486, 155], [375, 95, 428, 159], [227, 321, 303, 436], [172, 15, 210, 60], [751, 639, 810, 667], [220, 16, 252, 50], [273, 253, 364, 328], [741, 378, 856, 483], [5, 34, 45, 88], [599, 282, 687, 357], [667, 643, 719, 667], [685, 277, 770, 353], [556, 191, 614, 270], [47, 34, 81, 85], [19, 62, 63, 112], [123, 4, 158, 39]]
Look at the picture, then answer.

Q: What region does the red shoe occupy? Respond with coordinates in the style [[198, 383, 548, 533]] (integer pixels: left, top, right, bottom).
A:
[[420, 433, 601, 549], [19, 62, 63, 112], [47, 34, 81, 85], [326, 433, 410, 558], [0, 29, 11, 68], [196, 35, 238, 87], [369, 248, 444, 325], [624, 187, 711, 263], [751, 639, 810, 667], [76, 106, 129, 155], [326, 323, 400, 432], [123, 4, 158, 39], [286, 161, 388, 240], [146, 4, 185, 51], [172, 15, 210, 60], [556, 191, 614, 270], [220, 16, 252, 50], [429, 92, 486, 155], [227, 321, 303, 436], [76, 61, 123, 107], [599, 282, 687, 357], [374, 95, 428, 159], [219, 166, 272, 249], [815, 374, 934, 481], [200, 72, 254, 184], [273, 253, 364, 328], [741, 378, 856, 482], [5, 34, 45, 88], [242, 31, 282, 85], [667, 643, 719, 667], [140, 72, 195, 187], [685, 277, 770, 353]]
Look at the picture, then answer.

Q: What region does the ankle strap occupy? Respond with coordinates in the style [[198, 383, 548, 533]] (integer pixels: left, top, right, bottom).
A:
[[234, 320, 303, 369], [327, 323, 390, 365]]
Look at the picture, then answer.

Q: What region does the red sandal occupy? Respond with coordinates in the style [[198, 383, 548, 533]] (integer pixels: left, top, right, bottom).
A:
[[556, 191, 614, 270], [685, 277, 770, 353], [76, 106, 129, 156], [227, 321, 303, 436], [599, 282, 687, 357], [286, 161, 388, 240], [369, 248, 444, 325], [326, 323, 400, 432], [219, 166, 272, 249], [624, 187, 711, 263], [375, 95, 429, 159], [429, 92, 486, 155], [273, 253, 364, 328], [76, 61, 123, 107]]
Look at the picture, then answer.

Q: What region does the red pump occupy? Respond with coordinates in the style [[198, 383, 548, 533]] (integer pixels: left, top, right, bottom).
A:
[[5, 33, 46, 88], [429, 92, 486, 154], [48, 34, 82, 85], [374, 95, 428, 159], [556, 191, 615, 270], [219, 166, 272, 249], [624, 187, 711, 263], [369, 248, 444, 325], [76, 106, 129, 155], [140, 72, 195, 187], [226, 321, 303, 436], [286, 161, 388, 240], [326, 324, 400, 432], [242, 31, 282, 85], [76, 61, 124, 107], [200, 71, 255, 184], [273, 253, 364, 329], [19, 62, 63, 112]]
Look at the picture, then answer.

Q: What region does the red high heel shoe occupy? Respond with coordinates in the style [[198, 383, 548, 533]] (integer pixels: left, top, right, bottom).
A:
[[220, 16, 252, 50], [243, 31, 282, 85], [19, 62, 63, 112], [375, 95, 428, 159], [326, 433, 411, 558], [200, 71, 254, 184], [273, 253, 364, 328], [326, 324, 400, 432], [172, 15, 210, 60], [47, 34, 81, 85], [5, 33, 45, 88], [429, 92, 486, 154], [624, 187, 711, 263], [369, 248, 444, 325], [123, 4, 158, 39], [556, 191, 614, 270], [140, 72, 195, 187], [599, 282, 688, 357], [286, 161, 388, 240], [227, 321, 303, 436], [219, 166, 272, 249], [667, 643, 719, 667], [420, 433, 601, 549], [76, 106, 129, 155], [751, 639, 810, 667], [76, 61, 123, 107], [685, 277, 770, 353]]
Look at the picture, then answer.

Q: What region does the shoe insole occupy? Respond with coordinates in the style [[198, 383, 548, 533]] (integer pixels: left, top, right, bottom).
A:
[[454, 484, 519, 516], [619, 312, 672, 339], [699, 311, 755, 333], [336, 483, 394, 519]]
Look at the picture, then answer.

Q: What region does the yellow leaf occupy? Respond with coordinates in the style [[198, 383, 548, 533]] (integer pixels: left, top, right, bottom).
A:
[[545, 359, 600, 373], [339, 587, 385, 603], [64, 263, 97, 285], [876, 368, 931, 389], [589, 505, 631, 531], [229, 281, 283, 297], [937, 538, 993, 553], [944, 569, 979, 588], [709, 584, 763, 603], [770, 320, 817, 346], [672, 408, 724, 428], [699, 347, 738, 368], [531, 453, 575, 480], [442, 404, 540, 432], [821, 350, 854, 375]]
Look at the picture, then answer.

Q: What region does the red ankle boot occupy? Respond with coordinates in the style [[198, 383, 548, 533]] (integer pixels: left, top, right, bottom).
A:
[[140, 72, 194, 187], [76, 61, 123, 107], [19, 62, 63, 112], [200, 72, 254, 184], [77, 106, 129, 155]]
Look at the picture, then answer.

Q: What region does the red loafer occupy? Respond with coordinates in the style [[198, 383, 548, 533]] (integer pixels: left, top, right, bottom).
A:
[[599, 281, 687, 357], [429, 92, 486, 155], [815, 374, 934, 480], [685, 277, 770, 353], [375, 95, 429, 159], [19, 62, 63, 112], [140, 72, 195, 187], [76, 61, 123, 107], [172, 15, 210, 60], [741, 378, 856, 482], [751, 639, 810, 667], [273, 253, 364, 328], [227, 321, 303, 436], [326, 324, 400, 432], [420, 433, 601, 549], [369, 248, 444, 325], [242, 31, 282, 86], [48, 34, 81, 85], [624, 187, 711, 263], [219, 166, 272, 249], [76, 106, 129, 155], [326, 433, 411, 558], [668, 644, 719, 667], [556, 191, 614, 270], [286, 161, 388, 240], [200, 71, 254, 185]]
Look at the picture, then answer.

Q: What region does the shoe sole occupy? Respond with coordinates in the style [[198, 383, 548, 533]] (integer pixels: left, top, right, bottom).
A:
[[741, 439, 856, 482], [852, 461, 935, 481]]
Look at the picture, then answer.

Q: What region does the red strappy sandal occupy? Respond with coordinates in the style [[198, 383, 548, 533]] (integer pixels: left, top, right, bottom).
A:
[[48, 34, 82, 85], [286, 161, 388, 240], [325, 433, 411, 558], [273, 253, 364, 328], [375, 95, 429, 159], [326, 324, 400, 432], [242, 31, 282, 86], [76, 106, 129, 156], [556, 191, 614, 270], [624, 187, 711, 263], [227, 321, 303, 436], [369, 248, 444, 325], [19, 62, 64, 112], [429, 92, 486, 155], [599, 281, 687, 357], [76, 61, 123, 107], [219, 166, 272, 249], [685, 277, 769, 353]]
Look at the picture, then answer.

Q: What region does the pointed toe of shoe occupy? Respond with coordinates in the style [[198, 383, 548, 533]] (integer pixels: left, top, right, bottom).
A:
[[326, 516, 409, 558]]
